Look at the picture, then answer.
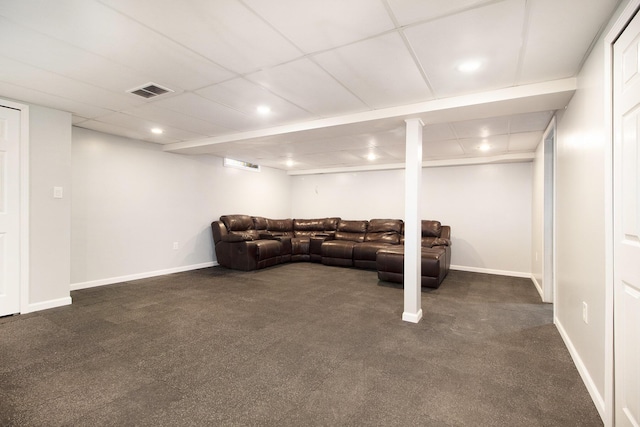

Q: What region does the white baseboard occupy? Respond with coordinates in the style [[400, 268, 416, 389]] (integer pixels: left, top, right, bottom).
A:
[[450, 264, 531, 278], [555, 317, 605, 422], [530, 275, 544, 299], [22, 296, 72, 314], [70, 262, 217, 291]]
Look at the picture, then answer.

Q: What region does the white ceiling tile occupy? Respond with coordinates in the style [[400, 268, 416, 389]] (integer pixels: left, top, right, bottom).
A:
[[100, 0, 301, 74], [313, 32, 433, 108], [76, 121, 179, 144], [404, 0, 525, 98], [0, 57, 142, 112], [246, 58, 368, 117], [243, 0, 394, 53], [354, 127, 406, 147], [509, 111, 554, 133], [423, 140, 465, 159], [452, 116, 510, 138], [0, 81, 112, 118], [153, 93, 255, 131], [423, 123, 456, 142], [375, 143, 406, 160], [296, 151, 363, 167], [121, 104, 231, 137], [387, 0, 495, 26], [196, 78, 316, 125], [322, 135, 371, 151], [344, 146, 400, 164], [91, 112, 207, 141], [508, 131, 543, 151], [0, 0, 234, 90], [519, 0, 620, 83], [0, 17, 158, 94], [458, 135, 509, 155]]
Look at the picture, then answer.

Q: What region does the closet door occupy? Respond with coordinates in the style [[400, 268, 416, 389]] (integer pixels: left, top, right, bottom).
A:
[[0, 105, 21, 317]]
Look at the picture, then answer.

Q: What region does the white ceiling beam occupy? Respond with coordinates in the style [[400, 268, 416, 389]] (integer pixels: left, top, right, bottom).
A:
[[163, 78, 576, 155]]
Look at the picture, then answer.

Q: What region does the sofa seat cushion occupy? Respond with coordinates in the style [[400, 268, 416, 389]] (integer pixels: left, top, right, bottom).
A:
[[291, 237, 310, 256], [321, 240, 357, 267], [376, 246, 447, 288], [253, 239, 283, 261], [353, 242, 396, 262], [353, 241, 397, 270]]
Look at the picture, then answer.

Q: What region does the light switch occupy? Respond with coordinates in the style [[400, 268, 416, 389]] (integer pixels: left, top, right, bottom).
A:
[[53, 186, 63, 199]]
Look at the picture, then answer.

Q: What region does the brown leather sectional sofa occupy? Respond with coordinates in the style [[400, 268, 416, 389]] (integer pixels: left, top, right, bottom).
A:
[[211, 214, 452, 288]]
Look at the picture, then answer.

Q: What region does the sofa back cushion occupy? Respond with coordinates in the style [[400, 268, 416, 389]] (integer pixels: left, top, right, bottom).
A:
[[220, 214, 259, 239], [266, 218, 294, 237], [294, 218, 325, 237], [364, 219, 402, 244], [334, 220, 368, 242], [422, 220, 442, 237], [252, 216, 268, 231], [323, 217, 340, 231]]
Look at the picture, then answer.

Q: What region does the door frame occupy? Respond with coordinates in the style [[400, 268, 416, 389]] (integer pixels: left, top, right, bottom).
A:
[[605, 2, 640, 425], [542, 117, 556, 305], [0, 98, 30, 315]]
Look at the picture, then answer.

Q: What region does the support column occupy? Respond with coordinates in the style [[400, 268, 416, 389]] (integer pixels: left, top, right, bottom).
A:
[[403, 118, 423, 323]]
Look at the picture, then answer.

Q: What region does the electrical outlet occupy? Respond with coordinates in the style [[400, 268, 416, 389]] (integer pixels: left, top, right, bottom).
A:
[[173, 242, 179, 250], [53, 186, 63, 199], [582, 302, 588, 324]]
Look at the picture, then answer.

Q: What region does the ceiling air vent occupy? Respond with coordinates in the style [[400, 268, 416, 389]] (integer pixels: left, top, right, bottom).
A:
[[126, 83, 173, 99]]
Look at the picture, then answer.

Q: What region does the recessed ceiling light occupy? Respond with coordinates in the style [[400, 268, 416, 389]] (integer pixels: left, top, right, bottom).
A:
[[367, 153, 377, 161], [286, 159, 294, 167], [257, 105, 271, 115], [457, 60, 481, 73], [151, 127, 163, 134], [478, 142, 491, 151]]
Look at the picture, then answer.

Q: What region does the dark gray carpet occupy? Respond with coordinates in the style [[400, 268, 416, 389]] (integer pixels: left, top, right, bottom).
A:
[[0, 264, 602, 426]]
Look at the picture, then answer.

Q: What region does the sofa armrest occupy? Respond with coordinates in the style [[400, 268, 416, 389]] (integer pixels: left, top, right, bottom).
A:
[[310, 235, 332, 258], [432, 237, 451, 247]]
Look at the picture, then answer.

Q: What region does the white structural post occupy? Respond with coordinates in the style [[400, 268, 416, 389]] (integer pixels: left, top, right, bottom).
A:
[[403, 118, 423, 323]]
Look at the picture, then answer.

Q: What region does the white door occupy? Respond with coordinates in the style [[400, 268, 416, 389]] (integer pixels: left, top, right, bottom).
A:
[[0, 105, 21, 316], [613, 11, 640, 427]]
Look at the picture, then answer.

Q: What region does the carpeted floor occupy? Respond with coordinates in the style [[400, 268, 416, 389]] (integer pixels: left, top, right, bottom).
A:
[[0, 264, 602, 426]]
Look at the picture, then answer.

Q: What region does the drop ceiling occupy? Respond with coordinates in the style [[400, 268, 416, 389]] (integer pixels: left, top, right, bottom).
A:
[[0, 0, 621, 172]]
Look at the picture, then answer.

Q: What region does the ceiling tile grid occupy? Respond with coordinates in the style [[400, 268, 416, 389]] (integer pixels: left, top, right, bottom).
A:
[[0, 0, 620, 170], [312, 32, 433, 109]]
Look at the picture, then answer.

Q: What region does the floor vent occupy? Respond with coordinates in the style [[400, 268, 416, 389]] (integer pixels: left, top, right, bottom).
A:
[[127, 83, 173, 99]]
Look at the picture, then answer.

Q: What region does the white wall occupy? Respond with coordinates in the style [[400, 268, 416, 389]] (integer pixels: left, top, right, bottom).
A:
[[554, 25, 608, 416], [291, 162, 532, 276], [71, 127, 291, 287], [28, 104, 73, 311]]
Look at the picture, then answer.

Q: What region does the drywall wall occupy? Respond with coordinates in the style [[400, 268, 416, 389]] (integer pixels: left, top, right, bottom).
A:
[[555, 29, 608, 415], [28, 104, 73, 310], [71, 127, 291, 287], [291, 162, 532, 276]]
